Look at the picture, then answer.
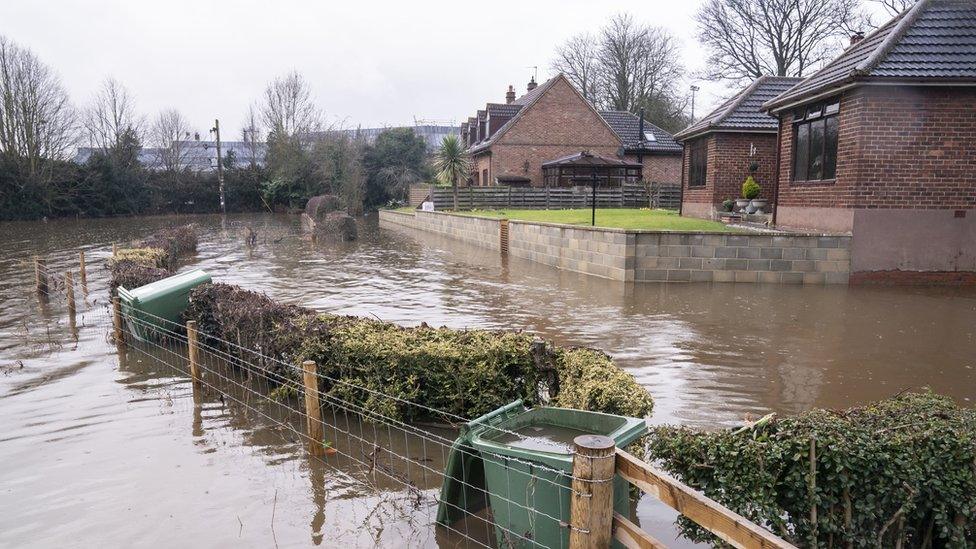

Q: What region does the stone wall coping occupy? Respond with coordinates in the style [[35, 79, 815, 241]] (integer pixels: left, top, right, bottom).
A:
[[385, 209, 850, 239]]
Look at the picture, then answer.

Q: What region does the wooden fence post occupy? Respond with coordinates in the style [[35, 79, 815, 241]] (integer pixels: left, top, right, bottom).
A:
[[302, 360, 325, 456], [78, 250, 88, 292], [569, 434, 616, 549], [112, 242, 118, 257], [112, 296, 125, 349], [65, 270, 76, 318], [34, 256, 48, 295], [186, 320, 201, 386]]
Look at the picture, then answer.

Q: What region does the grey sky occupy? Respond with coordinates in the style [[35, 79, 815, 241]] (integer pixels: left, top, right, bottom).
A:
[[2, 0, 884, 139]]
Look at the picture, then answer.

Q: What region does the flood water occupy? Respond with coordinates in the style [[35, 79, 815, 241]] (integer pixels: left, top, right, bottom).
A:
[[2, 212, 975, 547]]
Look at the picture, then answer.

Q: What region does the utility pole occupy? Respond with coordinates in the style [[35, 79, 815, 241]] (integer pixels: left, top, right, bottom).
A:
[[211, 119, 226, 214], [690, 85, 700, 122]]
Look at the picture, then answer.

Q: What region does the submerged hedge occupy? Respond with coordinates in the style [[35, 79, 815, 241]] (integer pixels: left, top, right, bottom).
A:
[[646, 392, 976, 547], [182, 282, 654, 422], [108, 225, 198, 291]]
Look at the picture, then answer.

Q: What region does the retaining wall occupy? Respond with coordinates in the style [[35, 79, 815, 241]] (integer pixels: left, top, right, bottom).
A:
[[379, 210, 851, 284]]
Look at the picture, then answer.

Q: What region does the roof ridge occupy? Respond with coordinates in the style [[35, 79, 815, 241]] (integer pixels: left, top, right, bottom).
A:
[[854, 0, 935, 75]]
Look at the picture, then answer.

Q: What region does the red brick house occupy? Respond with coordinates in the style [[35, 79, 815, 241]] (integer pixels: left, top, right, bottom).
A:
[[460, 74, 681, 187], [673, 76, 802, 219], [763, 0, 976, 280]]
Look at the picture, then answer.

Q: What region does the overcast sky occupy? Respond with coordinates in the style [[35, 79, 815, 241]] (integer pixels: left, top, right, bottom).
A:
[[1, 1, 880, 140]]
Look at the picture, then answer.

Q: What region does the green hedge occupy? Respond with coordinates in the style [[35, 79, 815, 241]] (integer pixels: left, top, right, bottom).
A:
[[646, 392, 976, 547], [108, 225, 198, 292], [182, 282, 654, 422]]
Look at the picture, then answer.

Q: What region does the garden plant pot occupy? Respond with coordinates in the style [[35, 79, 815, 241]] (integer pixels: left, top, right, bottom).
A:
[[735, 198, 750, 212], [750, 199, 767, 214]]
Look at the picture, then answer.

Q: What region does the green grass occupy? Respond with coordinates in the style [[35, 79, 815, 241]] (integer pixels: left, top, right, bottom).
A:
[[455, 208, 738, 232]]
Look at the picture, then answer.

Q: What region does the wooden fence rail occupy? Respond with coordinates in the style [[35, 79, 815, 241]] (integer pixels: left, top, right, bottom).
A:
[[569, 440, 796, 549], [418, 183, 681, 211]]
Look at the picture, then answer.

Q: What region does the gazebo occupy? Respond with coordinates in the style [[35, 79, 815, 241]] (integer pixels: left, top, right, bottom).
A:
[[541, 151, 643, 188]]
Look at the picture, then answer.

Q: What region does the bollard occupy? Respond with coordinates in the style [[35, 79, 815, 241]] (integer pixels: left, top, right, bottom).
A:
[[302, 360, 325, 456], [78, 250, 87, 290], [568, 434, 616, 549], [65, 270, 76, 318], [186, 320, 201, 386], [112, 296, 125, 349], [34, 256, 48, 295]]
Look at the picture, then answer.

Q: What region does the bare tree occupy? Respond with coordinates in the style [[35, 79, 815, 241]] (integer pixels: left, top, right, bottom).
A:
[[550, 33, 600, 102], [873, 0, 916, 17], [0, 35, 76, 177], [261, 71, 321, 139], [240, 104, 263, 168], [696, 0, 861, 83], [150, 108, 193, 172], [83, 77, 143, 152]]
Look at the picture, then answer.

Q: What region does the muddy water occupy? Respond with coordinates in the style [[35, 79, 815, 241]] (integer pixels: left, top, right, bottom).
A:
[[2, 213, 975, 547]]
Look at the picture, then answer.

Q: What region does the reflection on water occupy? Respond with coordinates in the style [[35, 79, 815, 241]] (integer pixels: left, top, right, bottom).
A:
[[2, 212, 975, 547]]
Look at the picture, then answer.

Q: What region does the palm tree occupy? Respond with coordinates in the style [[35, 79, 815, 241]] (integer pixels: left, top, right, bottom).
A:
[[433, 134, 470, 210]]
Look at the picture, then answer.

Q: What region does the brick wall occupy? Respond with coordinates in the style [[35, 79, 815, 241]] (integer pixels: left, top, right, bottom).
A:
[[626, 154, 682, 185], [777, 86, 976, 211], [492, 77, 622, 186], [681, 132, 778, 218]]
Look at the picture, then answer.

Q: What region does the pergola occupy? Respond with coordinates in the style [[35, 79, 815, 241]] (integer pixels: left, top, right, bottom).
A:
[[541, 151, 643, 188]]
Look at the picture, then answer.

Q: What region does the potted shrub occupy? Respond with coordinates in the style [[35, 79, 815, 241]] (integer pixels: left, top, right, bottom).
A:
[[741, 177, 762, 213], [722, 198, 735, 213]]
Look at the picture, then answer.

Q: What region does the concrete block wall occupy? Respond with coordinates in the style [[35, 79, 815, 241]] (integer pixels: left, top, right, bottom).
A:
[[633, 233, 850, 284], [507, 223, 634, 281], [379, 210, 851, 284]]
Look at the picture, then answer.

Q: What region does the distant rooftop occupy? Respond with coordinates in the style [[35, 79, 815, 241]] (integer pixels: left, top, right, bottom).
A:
[[599, 111, 682, 154]]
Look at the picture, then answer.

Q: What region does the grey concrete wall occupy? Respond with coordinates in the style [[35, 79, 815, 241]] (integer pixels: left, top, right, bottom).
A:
[[379, 210, 851, 284], [851, 209, 976, 272]]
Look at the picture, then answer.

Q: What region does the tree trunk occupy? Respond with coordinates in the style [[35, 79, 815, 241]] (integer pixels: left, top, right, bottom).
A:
[[452, 177, 459, 210]]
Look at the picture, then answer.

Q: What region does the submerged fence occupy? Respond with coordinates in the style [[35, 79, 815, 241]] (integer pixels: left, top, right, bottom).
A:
[[418, 184, 681, 211], [26, 251, 794, 549]]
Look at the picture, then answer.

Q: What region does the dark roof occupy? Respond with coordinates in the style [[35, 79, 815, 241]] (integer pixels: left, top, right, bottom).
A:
[[764, 0, 976, 112], [598, 111, 682, 154], [486, 103, 523, 118], [541, 151, 642, 168], [674, 76, 803, 140]]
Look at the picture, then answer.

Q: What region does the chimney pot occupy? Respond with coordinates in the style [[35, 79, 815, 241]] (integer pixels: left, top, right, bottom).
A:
[[527, 77, 537, 92], [506, 85, 516, 104], [850, 31, 865, 46]]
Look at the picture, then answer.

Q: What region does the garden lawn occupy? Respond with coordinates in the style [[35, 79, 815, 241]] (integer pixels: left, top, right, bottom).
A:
[[458, 208, 738, 232]]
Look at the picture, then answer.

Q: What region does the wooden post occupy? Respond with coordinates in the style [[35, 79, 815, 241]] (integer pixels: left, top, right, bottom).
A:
[[186, 320, 201, 386], [112, 296, 125, 349], [34, 256, 48, 295], [302, 360, 325, 456], [112, 242, 118, 257], [65, 270, 76, 318], [569, 434, 615, 549], [78, 250, 87, 290]]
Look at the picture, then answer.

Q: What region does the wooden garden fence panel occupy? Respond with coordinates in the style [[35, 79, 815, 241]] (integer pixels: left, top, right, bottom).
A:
[[426, 184, 681, 211]]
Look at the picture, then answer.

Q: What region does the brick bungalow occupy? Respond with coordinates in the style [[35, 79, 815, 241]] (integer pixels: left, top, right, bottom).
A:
[[762, 0, 976, 281], [460, 74, 681, 187], [673, 76, 802, 219]]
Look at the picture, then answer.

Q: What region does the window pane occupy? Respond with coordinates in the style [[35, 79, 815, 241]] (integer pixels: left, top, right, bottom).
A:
[[824, 116, 839, 179], [824, 102, 840, 115], [809, 119, 825, 180], [794, 124, 809, 181]]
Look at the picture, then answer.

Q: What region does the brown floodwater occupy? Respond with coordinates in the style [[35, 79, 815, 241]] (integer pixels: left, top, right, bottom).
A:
[[2, 213, 975, 547]]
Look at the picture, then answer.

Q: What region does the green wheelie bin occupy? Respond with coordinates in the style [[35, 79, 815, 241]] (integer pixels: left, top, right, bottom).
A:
[[437, 400, 647, 548], [117, 269, 211, 341]]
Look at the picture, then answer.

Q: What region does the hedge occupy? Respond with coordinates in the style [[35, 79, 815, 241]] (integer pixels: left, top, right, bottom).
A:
[[182, 282, 654, 422], [645, 392, 976, 547], [108, 225, 198, 292]]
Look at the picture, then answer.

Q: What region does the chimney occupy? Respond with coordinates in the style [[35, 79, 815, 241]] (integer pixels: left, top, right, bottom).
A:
[[506, 85, 516, 104], [638, 108, 645, 144], [849, 31, 865, 46], [527, 76, 537, 92]]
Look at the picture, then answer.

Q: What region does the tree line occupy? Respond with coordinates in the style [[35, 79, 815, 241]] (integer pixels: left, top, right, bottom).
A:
[[551, 2, 914, 133], [0, 36, 430, 221]]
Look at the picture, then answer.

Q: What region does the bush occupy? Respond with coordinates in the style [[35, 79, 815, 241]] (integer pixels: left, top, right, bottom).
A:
[[742, 176, 761, 200], [139, 225, 197, 268], [645, 392, 976, 547], [107, 225, 198, 292], [722, 198, 735, 212], [111, 247, 169, 269], [108, 259, 172, 292], [182, 283, 654, 423]]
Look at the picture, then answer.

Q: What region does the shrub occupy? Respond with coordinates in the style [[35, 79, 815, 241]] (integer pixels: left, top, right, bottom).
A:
[[645, 392, 976, 547], [107, 226, 198, 293], [108, 259, 172, 292], [111, 247, 169, 269], [742, 176, 761, 200], [139, 225, 197, 268], [722, 198, 735, 212], [182, 283, 654, 423]]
